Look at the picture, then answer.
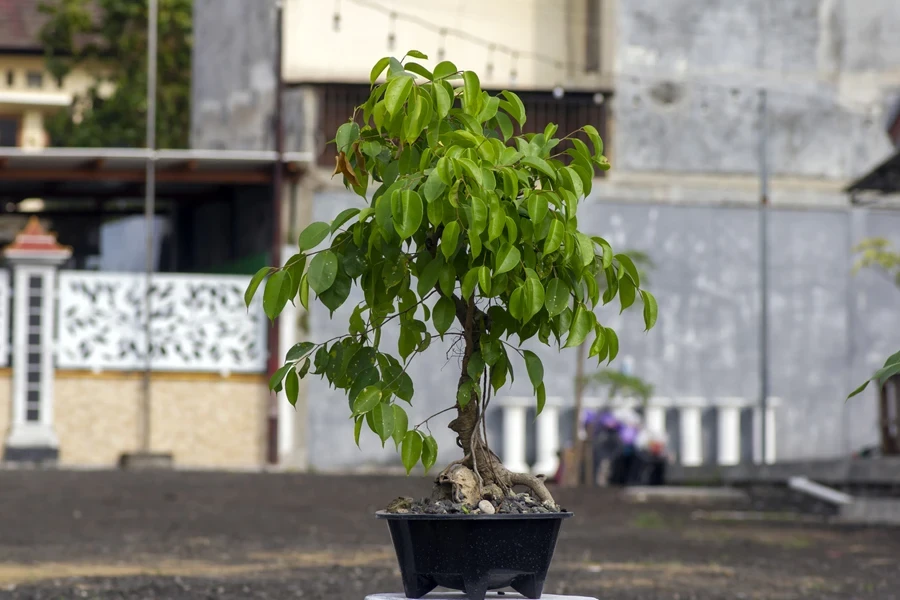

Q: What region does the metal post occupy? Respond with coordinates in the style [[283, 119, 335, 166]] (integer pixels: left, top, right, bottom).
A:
[[140, 0, 158, 454], [758, 88, 770, 464]]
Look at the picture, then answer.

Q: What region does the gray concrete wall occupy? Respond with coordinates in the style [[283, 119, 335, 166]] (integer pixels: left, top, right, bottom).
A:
[[613, 0, 898, 179], [191, 0, 278, 151], [303, 189, 900, 470]]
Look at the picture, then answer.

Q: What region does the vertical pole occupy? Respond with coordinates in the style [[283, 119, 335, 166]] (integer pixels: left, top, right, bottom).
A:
[[140, 0, 158, 454], [758, 88, 770, 464], [267, 0, 285, 464]]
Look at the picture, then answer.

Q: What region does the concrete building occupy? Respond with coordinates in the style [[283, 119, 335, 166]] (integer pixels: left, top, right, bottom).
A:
[[0, 0, 111, 149], [191, 0, 900, 472]]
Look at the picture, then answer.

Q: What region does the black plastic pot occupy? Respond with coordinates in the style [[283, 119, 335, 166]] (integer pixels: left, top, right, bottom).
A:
[[376, 511, 572, 600]]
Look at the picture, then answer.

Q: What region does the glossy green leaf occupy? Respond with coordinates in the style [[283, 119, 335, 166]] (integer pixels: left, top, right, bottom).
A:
[[353, 384, 382, 415], [286, 341, 315, 362], [544, 278, 568, 317], [371, 401, 394, 445], [527, 193, 548, 225], [417, 255, 443, 297], [470, 196, 488, 234], [523, 276, 545, 323], [298, 222, 330, 251], [583, 124, 604, 157], [589, 327, 607, 359], [422, 169, 446, 203], [499, 90, 526, 126], [404, 62, 432, 80], [335, 122, 360, 154], [521, 156, 556, 181], [370, 57, 391, 83], [462, 71, 481, 116], [619, 277, 636, 313], [245, 267, 274, 308], [331, 208, 361, 233], [509, 286, 524, 320], [536, 382, 547, 417], [615, 254, 641, 286], [458, 158, 483, 186], [467, 351, 486, 380], [441, 221, 460, 260], [299, 273, 309, 309], [438, 263, 455, 297], [495, 111, 513, 141], [640, 290, 658, 330], [284, 368, 299, 406], [354, 415, 364, 447], [478, 266, 492, 295], [433, 60, 458, 80], [544, 220, 564, 255], [434, 82, 452, 118], [308, 251, 339, 294], [523, 350, 543, 391], [433, 296, 455, 335], [422, 435, 438, 472], [605, 327, 619, 363], [263, 270, 291, 320], [319, 270, 351, 313], [391, 404, 409, 448], [495, 243, 521, 275], [393, 190, 424, 239], [457, 379, 476, 408], [574, 232, 594, 267], [384, 75, 414, 116], [564, 304, 593, 348], [461, 267, 479, 300], [401, 430, 423, 474]]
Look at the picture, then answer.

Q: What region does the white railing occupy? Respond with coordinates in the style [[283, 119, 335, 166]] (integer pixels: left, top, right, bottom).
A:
[[56, 271, 267, 374], [496, 395, 780, 475]]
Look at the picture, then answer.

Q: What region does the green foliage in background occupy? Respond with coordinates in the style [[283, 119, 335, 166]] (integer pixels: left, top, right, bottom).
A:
[[246, 52, 658, 474], [39, 0, 192, 148]]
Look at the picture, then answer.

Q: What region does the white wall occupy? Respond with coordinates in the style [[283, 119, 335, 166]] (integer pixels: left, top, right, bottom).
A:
[[283, 0, 572, 90]]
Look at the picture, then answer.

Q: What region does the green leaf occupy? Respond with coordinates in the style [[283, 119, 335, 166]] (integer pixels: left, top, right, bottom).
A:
[[331, 208, 361, 233], [434, 82, 452, 118], [438, 264, 455, 297], [462, 71, 481, 116], [405, 62, 433, 81], [286, 341, 315, 362], [615, 254, 641, 286], [592, 236, 614, 269], [353, 384, 382, 415], [509, 286, 524, 320], [527, 193, 549, 225], [523, 350, 543, 392], [461, 267, 479, 300], [522, 156, 556, 181], [423, 169, 446, 203], [375, 193, 395, 236], [433, 60, 458, 80], [495, 111, 513, 141], [467, 351, 486, 380], [575, 232, 594, 267], [458, 158, 483, 186], [545, 278, 568, 317], [349, 367, 380, 407], [335, 122, 360, 154], [583, 124, 604, 157], [482, 339, 502, 366], [589, 327, 607, 360], [544, 220, 565, 255], [245, 267, 274, 308], [422, 435, 438, 472], [605, 327, 619, 363], [536, 382, 547, 417], [298, 221, 331, 251], [285, 368, 299, 406], [391, 404, 409, 448], [499, 90, 526, 126], [564, 304, 593, 348], [371, 401, 395, 445], [457, 379, 477, 408], [495, 243, 521, 275], [488, 199, 505, 241], [269, 362, 293, 392], [354, 415, 364, 447], [263, 270, 291, 320], [848, 380, 870, 399], [417, 254, 444, 297], [384, 75, 414, 116], [319, 270, 351, 313], [401, 431, 423, 474], [640, 290, 658, 330], [308, 251, 339, 294], [370, 56, 391, 83], [299, 273, 310, 309], [441, 221, 460, 260], [433, 296, 455, 335], [470, 196, 488, 234], [523, 277, 545, 323], [619, 277, 636, 313], [393, 190, 424, 239], [478, 266, 492, 295]]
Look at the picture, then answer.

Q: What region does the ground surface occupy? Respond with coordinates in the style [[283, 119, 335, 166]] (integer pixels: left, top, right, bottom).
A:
[[0, 470, 897, 600]]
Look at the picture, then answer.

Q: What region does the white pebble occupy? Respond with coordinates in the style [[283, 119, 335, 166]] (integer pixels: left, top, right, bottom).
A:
[[478, 500, 496, 515]]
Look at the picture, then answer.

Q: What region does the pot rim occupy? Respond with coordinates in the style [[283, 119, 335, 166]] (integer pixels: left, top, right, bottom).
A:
[[375, 510, 573, 520]]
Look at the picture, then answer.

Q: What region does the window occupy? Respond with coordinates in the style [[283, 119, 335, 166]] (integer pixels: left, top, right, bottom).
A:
[[26, 71, 43, 89], [25, 275, 43, 423], [0, 117, 18, 147], [5, 70, 13, 87]]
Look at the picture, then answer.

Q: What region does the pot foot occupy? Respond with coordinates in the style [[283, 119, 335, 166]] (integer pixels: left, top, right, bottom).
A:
[[400, 574, 437, 599], [510, 574, 544, 599], [462, 576, 490, 600]]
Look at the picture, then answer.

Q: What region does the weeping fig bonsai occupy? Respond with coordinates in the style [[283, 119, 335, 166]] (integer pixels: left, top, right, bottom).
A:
[[245, 51, 658, 510]]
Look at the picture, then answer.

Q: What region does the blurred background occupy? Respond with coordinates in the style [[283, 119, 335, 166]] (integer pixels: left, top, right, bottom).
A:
[[2, 0, 898, 476]]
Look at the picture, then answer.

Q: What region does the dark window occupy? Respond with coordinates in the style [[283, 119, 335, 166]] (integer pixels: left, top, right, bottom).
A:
[[27, 389, 39, 404], [26, 71, 43, 89], [5, 70, 13, 86], [26, 409, 39, 421], [28, 276, 42, 290], [28, 296, 41, 308], [28, 333, 40, 346], [29, 314, 41, 327], [27, 371, 40, 383], [28, 352, 40, 365], [0, 117, 17, 147]]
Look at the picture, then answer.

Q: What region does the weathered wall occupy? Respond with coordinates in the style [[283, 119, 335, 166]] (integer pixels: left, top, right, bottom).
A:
[[303, 190, 899, 469], [0, 372, 11, 450], [191, 0, 278, 151], [54, 374, 268, 467], [613, 0, 899, 180]]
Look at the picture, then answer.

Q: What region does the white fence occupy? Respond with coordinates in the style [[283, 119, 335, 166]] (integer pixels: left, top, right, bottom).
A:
[[56, 271, 268, 373], [497, 395, 780, 475]]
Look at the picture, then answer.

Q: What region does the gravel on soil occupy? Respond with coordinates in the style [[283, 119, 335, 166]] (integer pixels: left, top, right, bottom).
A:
[[0, 470, 898, 600]]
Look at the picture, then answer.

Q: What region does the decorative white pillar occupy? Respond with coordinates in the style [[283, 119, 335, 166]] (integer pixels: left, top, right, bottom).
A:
[[752, 397, 778, 464], [532, 401, 559, 476], [277, 246, 298, 464], [678, 397, 705, 466], [644, 397, 669, 438], [3, 217, 71, 462], [501, 400, 529, 474], [716, 397, 743, 466]]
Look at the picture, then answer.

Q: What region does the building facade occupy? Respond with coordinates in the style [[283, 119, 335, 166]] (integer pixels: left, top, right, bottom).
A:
[[191, 0, 900, 471]]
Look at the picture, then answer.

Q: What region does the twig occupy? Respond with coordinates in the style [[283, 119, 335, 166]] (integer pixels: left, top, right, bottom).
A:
[[413, 406, 457, 430]]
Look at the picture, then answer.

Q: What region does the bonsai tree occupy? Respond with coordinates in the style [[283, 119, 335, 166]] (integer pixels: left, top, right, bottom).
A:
[[246, 51, 657, 509], [849, 238, 900, 398]]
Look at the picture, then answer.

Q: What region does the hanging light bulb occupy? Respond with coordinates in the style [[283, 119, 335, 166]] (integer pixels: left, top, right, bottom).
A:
[[332, 0, 341, 31], [437, 29, 447, 61], [553, 85, 565, 99], [509, 52, 519, 85], [486, 44, 496, 79], [387, 12, 397, 51]]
